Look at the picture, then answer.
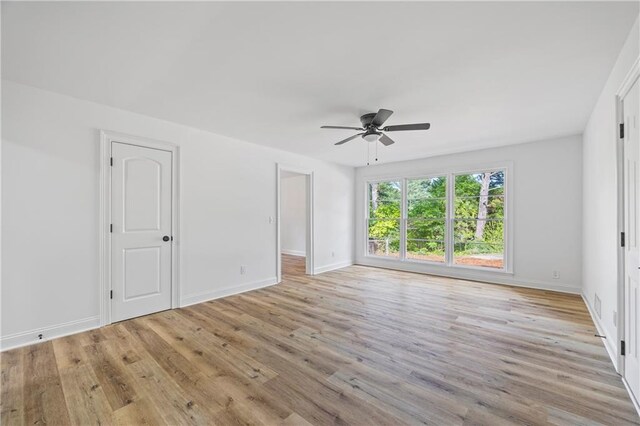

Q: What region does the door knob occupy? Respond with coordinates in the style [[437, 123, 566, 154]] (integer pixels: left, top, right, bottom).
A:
[[163, 236, 170, 242]]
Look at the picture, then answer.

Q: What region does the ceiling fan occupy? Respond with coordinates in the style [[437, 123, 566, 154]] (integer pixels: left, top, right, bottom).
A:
[[321, 109, 430, 146]]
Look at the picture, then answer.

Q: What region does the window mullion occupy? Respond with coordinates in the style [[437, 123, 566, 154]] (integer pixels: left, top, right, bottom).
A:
[[445, 173, 454, 266], [400, 178, 407, 260]]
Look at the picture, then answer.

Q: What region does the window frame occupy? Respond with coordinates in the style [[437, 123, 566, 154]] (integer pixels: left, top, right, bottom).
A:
[[364, 164, 512, 274]]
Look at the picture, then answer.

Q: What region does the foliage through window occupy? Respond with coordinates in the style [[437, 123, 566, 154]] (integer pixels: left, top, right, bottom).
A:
[[366, 169, 506, 270], [367, 181, 401, 257], [406, 177, 446, 262], [453, 171, 504, 269]]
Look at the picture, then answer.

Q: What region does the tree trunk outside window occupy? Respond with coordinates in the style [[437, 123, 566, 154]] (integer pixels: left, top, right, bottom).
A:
[[475, 172, 493, 240]]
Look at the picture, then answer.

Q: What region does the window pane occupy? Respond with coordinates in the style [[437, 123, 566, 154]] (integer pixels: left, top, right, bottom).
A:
[[453, 219, 504, 269], [454, 170, 505, 269], [407, 176, 446, 219], [455, 171, 504, 197], [454, 195, 504, 219], [408, 199, 446, 218], [368, 219, 400, 257], [407, 176, 446, 199], [369, 181, 401, 219], [406, 219, 445, 262], [407, 219, 445, 240], [453, 242, 504, 269]]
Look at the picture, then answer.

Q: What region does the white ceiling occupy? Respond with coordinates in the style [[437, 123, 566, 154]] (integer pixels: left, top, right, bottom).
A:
[[2, 2, 637, 166]]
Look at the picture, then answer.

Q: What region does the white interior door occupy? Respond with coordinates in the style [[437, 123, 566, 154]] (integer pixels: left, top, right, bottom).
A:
[[111, 142, 173, 322], [624, 76, 640, 400]]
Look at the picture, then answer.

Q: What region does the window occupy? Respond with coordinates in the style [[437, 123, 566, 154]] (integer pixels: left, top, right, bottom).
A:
[[406, 176, 447, 262], [367, 181, 401, 257], [366, 168, 508, 271], [453, 171, 505, 269]]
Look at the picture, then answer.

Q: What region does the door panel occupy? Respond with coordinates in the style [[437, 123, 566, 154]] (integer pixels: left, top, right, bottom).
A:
[[112, 142, 172, 322], [624, 76, 640, 400], [123, 247, 161, 300], [123, 158, 162, 232]]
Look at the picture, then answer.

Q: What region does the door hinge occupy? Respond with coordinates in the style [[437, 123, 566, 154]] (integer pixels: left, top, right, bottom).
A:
[[110, 224, 113, 233], [620, 123, 625, 139], [110, 290, 113, 300], [110, 157, 113, 166], [621, 232, 625, 247], [621, 340, 626, 356]]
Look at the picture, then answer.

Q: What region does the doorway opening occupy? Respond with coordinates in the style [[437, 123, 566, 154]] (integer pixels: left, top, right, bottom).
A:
[[276, 165, 314, 282]]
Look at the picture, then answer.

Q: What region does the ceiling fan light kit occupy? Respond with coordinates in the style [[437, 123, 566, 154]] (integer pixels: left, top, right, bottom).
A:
[[362, 133, 380, 143]]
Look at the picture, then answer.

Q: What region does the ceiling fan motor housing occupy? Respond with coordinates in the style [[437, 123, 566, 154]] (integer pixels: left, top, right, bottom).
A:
[[360, 113, 378, 128]]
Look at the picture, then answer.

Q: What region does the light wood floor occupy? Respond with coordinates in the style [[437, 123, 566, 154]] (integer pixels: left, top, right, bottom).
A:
[[2, 255, 639, 425]]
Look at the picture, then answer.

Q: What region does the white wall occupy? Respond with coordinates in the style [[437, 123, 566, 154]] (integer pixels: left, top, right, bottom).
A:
[[355, 135, 583, 293], [582, 17, 639, 367], [281, 174, 306, 256], [1, 81, 355, 349]]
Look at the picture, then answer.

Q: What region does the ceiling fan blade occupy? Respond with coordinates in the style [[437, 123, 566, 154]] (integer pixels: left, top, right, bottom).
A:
[[379, 134, 395, 146], [335, 133, 364, 145], [371, 109, 394, 127], [321, 125, 364, 130], [383, 123, 430, 132]]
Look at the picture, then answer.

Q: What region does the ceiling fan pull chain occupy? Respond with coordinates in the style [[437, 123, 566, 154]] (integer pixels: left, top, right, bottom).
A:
[[366, 141, 370, 166], [375, 141, 378, 162]]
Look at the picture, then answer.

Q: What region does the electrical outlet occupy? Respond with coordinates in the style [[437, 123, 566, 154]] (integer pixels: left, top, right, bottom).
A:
[[595, 294, 602, 319], [552, 270, 560, 279], [38, 333, 43, 340], [331, 251, 335, 258], [268, 216, 273, 224], [240, 265, 246, 275], [613, 311, 618, 327]]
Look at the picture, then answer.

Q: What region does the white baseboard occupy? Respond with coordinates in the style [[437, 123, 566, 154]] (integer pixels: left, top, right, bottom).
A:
[[314, 260, 354, 274], [355, 258, 581, 294], [1, 315, 100, 352], [281, 249, 306, 257], [623, 376, 640, 417], [180, 277, 278, 308], [581, 292, 619, 372], [500, 277, 581, 294]]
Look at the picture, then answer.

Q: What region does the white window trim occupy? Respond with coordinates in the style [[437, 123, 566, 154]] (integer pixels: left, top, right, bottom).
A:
[[364, 163, 513, 274]]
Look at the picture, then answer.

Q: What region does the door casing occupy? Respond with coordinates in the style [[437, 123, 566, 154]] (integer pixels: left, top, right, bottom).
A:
[[100, 130, 180, 326], [616, 58, 640, 416]]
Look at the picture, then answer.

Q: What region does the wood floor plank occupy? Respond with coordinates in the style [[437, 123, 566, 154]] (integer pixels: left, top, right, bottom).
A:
[[144, 310, 279, 383], [22, 342, 71, 425], [83, 341, 140, 411], [122, 319, 228, 421], [124, 358, 214, 425], [1, 254, 638, 425], [112, 397, 166, 426], [59, 364, 114, 426], [52, 333, 90, 370], [1, 347, 24, 426]]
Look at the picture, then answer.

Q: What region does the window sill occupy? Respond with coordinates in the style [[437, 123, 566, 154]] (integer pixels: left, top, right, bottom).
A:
[[363, 254, 513, 275]]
